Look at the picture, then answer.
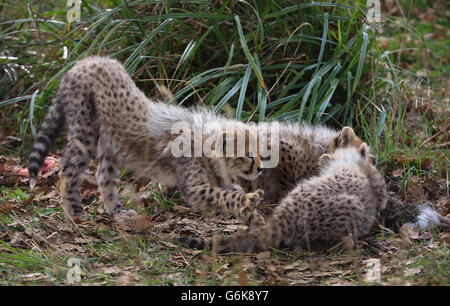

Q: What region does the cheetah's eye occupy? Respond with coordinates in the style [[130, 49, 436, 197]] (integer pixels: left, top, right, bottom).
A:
[[234, 157, 251, 167]]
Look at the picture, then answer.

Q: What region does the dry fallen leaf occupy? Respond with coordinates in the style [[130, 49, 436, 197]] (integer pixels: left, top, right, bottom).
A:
[[256, 251, 270, 261], [160, 240, 180, 249], [9, 232, 29, 248], [60, 243, 86, 252], [103, 265, 121, 275], [133, 214, 155, 233], [400, 223, 420, 242], [396, 226, 412, 249], [439, 232, 450, 243], [0, 201, 13, 214], [404, 179, 427, 204], [284, 260, 307, 271], [404, 266, 422, 277], [19, 273, 46, 281], [392, 168, 403, 177], [115, 272, 138, 285]]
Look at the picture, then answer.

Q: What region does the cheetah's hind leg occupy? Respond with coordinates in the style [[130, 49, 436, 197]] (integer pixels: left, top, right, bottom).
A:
[[59, 137, 94, 222], [96, 132, 136, 220]]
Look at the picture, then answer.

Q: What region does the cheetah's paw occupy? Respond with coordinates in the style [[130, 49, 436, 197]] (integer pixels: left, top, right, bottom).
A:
[[242, 189, 264, 212], [114, 208, 138, 221], [71, 213, 88, 224], [64, 205, 87, 223]]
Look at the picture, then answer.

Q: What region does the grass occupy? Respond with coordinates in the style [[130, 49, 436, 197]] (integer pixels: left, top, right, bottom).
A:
[[0, 0, 448, 285], [0, 180, 448, 286], [1, 1, 446, 181], [2, 1, 393, 149]]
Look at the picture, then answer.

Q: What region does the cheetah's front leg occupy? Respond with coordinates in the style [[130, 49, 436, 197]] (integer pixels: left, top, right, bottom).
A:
[[181, 183, 265, 226], [175, 158, 265, 226]]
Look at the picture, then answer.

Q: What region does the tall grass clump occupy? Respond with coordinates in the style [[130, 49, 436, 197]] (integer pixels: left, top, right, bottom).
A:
[[0, 0, 404, 161]]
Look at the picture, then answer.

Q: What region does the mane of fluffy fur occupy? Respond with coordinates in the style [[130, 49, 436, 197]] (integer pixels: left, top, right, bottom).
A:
[[259, 121, 339, 155]]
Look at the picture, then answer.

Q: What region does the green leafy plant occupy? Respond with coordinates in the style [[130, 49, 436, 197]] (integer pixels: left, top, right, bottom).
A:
[[0, 1, 391, 147]]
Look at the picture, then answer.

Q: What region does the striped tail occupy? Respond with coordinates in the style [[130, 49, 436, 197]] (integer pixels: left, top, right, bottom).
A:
[[172, 236, 212, 250], [172, 230, 265, 254], [28, 95, 66, 188]]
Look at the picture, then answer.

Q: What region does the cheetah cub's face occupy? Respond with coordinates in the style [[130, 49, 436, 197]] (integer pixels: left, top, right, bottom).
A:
[[225, 155, 262, 181], [220, 129, 263, 181]]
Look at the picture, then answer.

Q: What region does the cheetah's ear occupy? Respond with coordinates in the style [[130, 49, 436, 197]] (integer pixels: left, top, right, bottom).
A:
[[358, 142, 369, 161], [319, 154, 332, 167], [340, 126, 356, 147]]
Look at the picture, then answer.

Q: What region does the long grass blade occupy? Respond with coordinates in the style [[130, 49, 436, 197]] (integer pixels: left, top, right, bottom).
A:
[[236, 64, 252, 120], [234, 15, 266, 90]]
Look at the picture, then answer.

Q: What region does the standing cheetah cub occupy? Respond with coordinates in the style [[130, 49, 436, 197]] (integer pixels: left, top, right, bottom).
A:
[[28, 56, 265, 222], [173, 142, 387, 253]]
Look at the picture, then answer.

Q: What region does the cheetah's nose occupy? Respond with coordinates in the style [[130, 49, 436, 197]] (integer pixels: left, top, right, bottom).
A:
[[257, 167, 263, 173]]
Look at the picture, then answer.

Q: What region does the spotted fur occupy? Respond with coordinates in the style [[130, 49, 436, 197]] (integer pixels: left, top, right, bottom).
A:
[[248, 125, 366, 203], [173, 142, 387, 253], [28, 56, 265, 223]]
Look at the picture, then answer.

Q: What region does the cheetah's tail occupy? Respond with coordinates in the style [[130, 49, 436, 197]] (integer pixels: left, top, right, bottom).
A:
[[28, 94, 66, 189], [410, 202, 450, 230], [172, 230, 265, 254], [172, 236, 212, 250]]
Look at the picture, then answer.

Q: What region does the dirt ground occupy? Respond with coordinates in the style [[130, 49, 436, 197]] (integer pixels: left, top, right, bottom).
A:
[[0, 151, 448, 285]]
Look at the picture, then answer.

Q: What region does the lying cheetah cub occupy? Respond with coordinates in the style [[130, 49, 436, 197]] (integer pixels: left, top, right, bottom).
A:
[[28, 56, 264, 222], [173, 142, 387, 253], [253, 124, 366, 203]]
